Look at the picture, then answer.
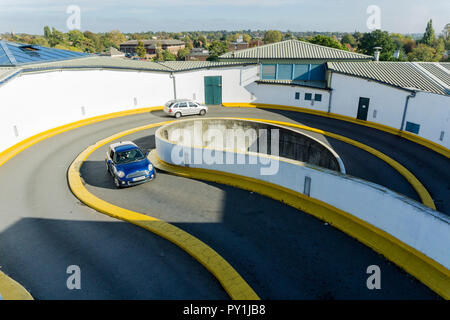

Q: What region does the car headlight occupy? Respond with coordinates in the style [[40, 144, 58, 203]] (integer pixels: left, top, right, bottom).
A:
[[117, 171, 125, 178], [148, 164, 153, 171]]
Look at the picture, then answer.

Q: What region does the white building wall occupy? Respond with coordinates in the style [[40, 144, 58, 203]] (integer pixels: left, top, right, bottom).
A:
[[330, 72, 409, 129], [0, 69, 173, 152], [245, 82, 330, 112], [174, 65, 258, 104], [405, 92, 450, 148]]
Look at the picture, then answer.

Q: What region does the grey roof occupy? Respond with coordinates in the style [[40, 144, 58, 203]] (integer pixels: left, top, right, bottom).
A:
[[157, 61, 255, 72], [0, 57, 255, 84], [439, 62, 450, 71], [327, 61, 449, 96], [417, 63, 450, 86], [219, 39, 373, 61]]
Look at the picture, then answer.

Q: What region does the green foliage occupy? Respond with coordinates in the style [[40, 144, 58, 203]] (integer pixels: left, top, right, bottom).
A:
[[162, 49, 177, 61], [263, 30, 282, 44], [308, 35, 347, 50], [358, 30, 396, 60], [207, 40, 229, 61], [408, 44, 441, 62], [422, 19, 435, 46], [136, 41, 146, 58], [341, 34, 356, 48], [177, 47, 190, 61]]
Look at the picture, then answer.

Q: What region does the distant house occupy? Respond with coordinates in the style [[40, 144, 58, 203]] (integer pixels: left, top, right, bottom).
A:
[[119, 39, 185, 57], [185, 48, 209, 61], [228, 41, 249, 52], [100, 47, 125, 58]]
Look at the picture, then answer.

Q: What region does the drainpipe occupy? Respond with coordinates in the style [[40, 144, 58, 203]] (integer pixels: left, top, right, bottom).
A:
[[170, 72, 177, 99], [400, 91, 416, 131]]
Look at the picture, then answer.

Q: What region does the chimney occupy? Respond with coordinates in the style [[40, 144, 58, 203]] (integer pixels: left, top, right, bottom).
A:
[[373, 47, 382, 61]]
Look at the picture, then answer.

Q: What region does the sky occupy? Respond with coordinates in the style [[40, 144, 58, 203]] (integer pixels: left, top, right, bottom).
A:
[[0, 0, 448, 35]]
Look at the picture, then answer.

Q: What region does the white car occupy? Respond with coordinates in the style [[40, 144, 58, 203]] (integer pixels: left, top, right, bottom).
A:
[[164, 99, 208, 118]]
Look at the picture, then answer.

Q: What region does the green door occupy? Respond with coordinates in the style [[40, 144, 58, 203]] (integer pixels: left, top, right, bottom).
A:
[[204, 76, 222, 105]]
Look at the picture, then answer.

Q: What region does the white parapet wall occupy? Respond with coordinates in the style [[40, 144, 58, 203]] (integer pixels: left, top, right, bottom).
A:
[[0, 65, 257, 153], [155, 119, 450, 270]]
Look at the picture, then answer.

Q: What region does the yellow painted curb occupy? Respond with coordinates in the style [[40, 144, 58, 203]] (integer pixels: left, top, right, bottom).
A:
[[235, 118, 436, 210], [150, 152, 450, 300], [0, 271, 33, 300], [0, 106, 164, 301], [67, 122, 260, 300], [222, 103, 450, 159]]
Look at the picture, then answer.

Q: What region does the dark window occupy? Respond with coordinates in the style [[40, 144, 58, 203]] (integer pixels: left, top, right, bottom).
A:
[[261, 64, 276, 80], [305, 93, 312, 101], [314, 94, 322, 101], [189, 102, 198, 108], [277, 64, 292, 80], [405, 122, 420, 134], [179, 102, 188, 108], [295, 92, 300, 100]]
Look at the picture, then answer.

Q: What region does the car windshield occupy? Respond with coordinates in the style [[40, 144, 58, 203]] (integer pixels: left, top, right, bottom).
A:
[[114, 148, 145, 164]]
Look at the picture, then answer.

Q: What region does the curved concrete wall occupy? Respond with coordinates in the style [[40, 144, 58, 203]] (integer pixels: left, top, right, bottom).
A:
[[157, 118, 343, 172], [156, 120, 450, 270]]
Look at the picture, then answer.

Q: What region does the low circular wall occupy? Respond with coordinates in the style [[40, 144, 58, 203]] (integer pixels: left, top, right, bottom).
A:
[[156, 117, 344, 172]]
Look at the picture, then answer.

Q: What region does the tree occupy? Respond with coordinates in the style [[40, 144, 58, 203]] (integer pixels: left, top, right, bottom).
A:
[[358, 30, 396, 60], [162, 50, 177, 61], [207, 40, 228, 61], [104, 30, 126, 49], [408, 44, 441, 62], [136, 41, 146, 58], [177, 47, 190, 61], [341, 34, 356, 48], [43, 26, 52, 39], [422, 19, 435, 46], [263, 30, 282, 44], [308, 35, 347, 50]]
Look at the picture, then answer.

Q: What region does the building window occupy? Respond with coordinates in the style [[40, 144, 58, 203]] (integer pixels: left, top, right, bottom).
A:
[[314, 94, 322, 102], [405, 122, 420, 134], [295, 92, 300, 100], [309, 64, 326, 81], [293, 64, 309, 80], [305, 93, 312, 101], [277, 64, 292, 80], [261, 64, 276, 80]]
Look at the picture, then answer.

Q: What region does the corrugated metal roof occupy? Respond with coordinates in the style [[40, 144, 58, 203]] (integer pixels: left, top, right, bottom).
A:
[[17, 56, 173, 72], [417, 62, 450, 86], [157, 61, 255, 71], [0, 40, 90, 66], [327, 61, 449, 95], [219, 39, 373, 60], [439, 62, 450, 71]]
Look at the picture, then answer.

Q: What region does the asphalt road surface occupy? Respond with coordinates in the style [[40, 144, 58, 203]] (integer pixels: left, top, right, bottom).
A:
[[0, 106, 445, 299]]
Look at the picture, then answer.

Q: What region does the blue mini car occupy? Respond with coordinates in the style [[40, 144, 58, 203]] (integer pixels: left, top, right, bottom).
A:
[[105, 141, 155, 188]]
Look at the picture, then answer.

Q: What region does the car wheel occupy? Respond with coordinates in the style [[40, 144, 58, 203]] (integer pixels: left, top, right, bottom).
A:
[[114, 177, 121, 188], [199, 109, 206, 116], [175, 112, 182, 119]]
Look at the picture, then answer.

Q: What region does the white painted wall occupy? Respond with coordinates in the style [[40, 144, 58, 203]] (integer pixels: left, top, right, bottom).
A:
[[174, 65, 258, 104], [246, 81, 330, 112], [330, 72, 409, 128], [406, 91, 450, 149], [329, 72, 450, 149], [156, 129, 450, 270], [0, 65, 256, 153]]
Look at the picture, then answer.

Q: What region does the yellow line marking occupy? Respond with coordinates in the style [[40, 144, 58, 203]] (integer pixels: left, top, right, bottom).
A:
[[0, 271, 33, 300], [235, 117, 436, 210], [67, 121, 260, 300], [0, 106, 163, 301], [150, 152, 450, 300], [222, 103, 450, 159]]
